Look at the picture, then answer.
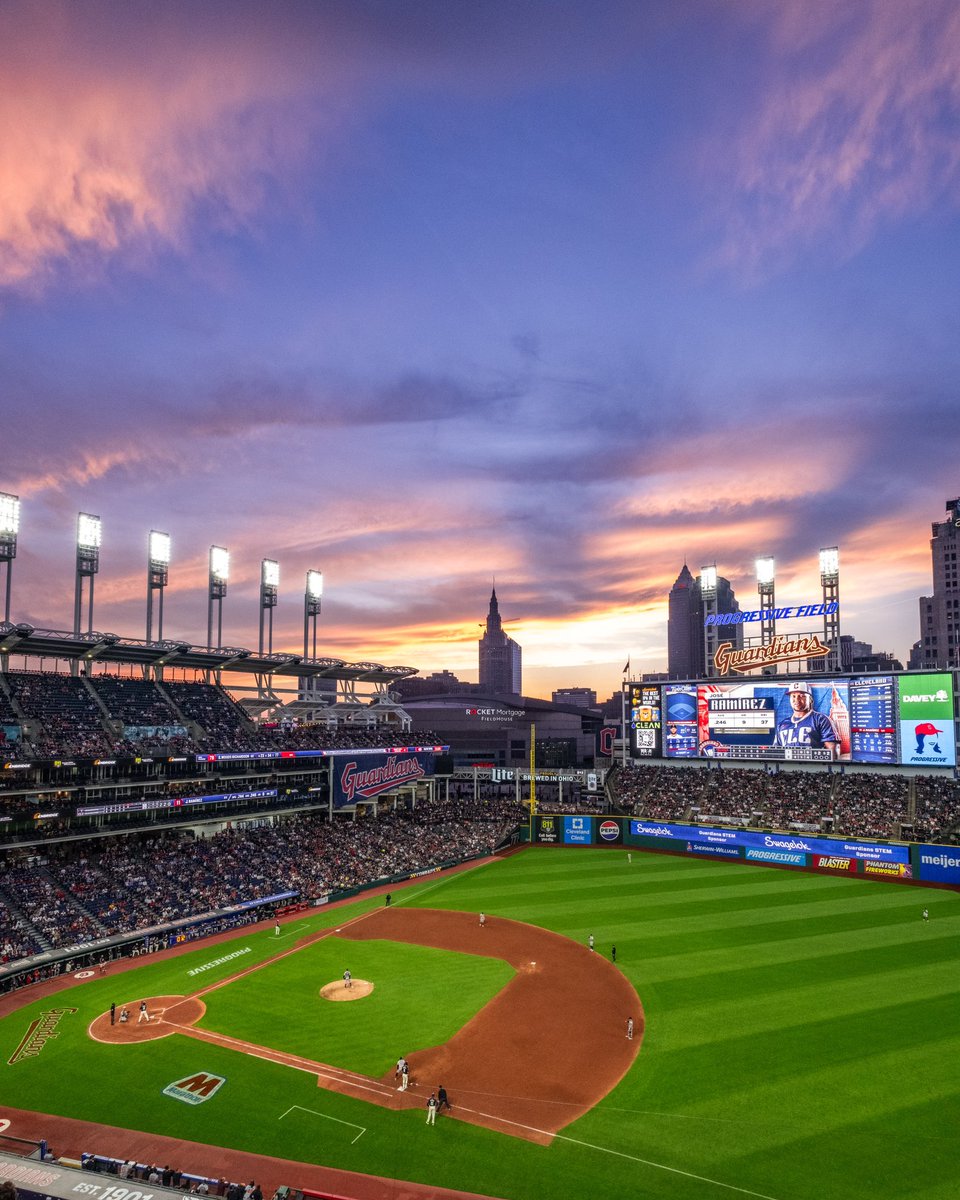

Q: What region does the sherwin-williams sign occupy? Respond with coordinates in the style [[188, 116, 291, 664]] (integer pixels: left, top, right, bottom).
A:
[[897, 674, 956, 767]]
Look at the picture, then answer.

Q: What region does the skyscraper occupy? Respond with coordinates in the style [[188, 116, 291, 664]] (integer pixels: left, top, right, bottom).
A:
[[909, 496, 960, 670], [700, 568, 744, 678], [478, 587, 522, 695], [667, 564, 704, 678]]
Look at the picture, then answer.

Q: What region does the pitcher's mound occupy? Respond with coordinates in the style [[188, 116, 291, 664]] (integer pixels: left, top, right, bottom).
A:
[[320, 979, 374, 1001]]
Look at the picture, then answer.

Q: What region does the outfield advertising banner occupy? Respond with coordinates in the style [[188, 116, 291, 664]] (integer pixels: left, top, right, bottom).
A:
[[745, 847, 806, 866], [896, 673, 956, 768], [563, 815, 592, 844], [628, 820, 910, 864], [536, 815, 560, 844], [689, 842, 742, 858], [595, 818, 622, 845], [813, 854, 858, 873], [915, 844, 960, 885], [331, 751, 434, 808]]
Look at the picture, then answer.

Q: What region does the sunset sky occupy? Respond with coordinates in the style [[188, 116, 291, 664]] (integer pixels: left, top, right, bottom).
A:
[[2, 0, 959, 699]]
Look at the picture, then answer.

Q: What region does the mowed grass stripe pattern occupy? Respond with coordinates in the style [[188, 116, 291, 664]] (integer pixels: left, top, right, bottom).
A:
[[408, 848, 959, 1200], [1, 848, 957, 1200]]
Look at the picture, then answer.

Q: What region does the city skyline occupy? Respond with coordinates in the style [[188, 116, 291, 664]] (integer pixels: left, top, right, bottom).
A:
[[2, 1, 959, 698]]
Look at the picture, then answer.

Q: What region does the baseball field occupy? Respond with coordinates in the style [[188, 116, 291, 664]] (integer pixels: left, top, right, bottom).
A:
[[1, 846, 958, 1200]]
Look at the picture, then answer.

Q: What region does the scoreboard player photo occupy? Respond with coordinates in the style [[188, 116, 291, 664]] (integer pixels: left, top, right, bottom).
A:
[[698, 680, 850, 762]]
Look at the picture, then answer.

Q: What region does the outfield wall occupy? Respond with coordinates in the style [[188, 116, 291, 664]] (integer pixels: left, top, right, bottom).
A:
[[524, 814, 960, 888]]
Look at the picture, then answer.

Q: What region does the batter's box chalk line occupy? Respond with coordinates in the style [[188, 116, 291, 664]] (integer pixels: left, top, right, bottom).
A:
[[280, 1105, 366, 1143]]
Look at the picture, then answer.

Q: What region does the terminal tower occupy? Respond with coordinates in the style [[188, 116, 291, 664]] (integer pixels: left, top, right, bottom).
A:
[[478, 587, 522, 696]]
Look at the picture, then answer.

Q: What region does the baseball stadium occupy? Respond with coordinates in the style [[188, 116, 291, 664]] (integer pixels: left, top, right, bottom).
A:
[[0, 622, 958, 1200]]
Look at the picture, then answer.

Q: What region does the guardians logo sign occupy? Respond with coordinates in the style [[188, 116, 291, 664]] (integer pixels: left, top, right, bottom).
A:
[[8, 1007, 77, 1064], [333, 752, 433, 807], [714, 634, 831, 675]]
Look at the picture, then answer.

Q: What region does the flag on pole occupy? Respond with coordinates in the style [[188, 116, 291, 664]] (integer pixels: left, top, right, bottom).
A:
[[622, 657, 630, 675]]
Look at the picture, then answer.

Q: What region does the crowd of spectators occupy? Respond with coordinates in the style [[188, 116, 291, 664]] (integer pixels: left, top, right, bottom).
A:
[[762, 772, 833, 830], [2, 862, 103, 949], [696, 769, 768, 824], [1, 669, 443, 761], [0, 803, 515, 964], [7, 672, 117, 758], [830, 774, 909, 838], [610, 764, 711, 819], [913, 776, 960, 842], [609, 762, 960, 841]]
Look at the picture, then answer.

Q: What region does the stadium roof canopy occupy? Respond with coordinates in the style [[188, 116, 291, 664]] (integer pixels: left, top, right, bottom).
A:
[[0, 622, 417, 684]]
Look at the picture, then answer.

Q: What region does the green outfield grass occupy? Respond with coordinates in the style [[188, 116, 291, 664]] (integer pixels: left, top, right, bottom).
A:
[[1, 849, 958, 1200]]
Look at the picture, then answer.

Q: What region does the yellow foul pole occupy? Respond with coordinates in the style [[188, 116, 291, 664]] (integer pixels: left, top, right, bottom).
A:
[[528, 723, 536, 841]]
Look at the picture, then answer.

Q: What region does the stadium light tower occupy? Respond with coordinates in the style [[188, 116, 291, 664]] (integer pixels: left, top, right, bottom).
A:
[[146, 530, 171, 644], [819, 546, 840, 671], [0, 492, 20, 625], [304, 569, 323, 660], [207, 545, 229, 652], [756, 554, 776, 644], [259, 558, 279, 656], [74, 512, 101, 637]]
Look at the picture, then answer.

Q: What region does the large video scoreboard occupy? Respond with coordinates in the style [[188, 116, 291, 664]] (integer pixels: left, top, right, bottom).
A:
[[629, 672, 956, 767]]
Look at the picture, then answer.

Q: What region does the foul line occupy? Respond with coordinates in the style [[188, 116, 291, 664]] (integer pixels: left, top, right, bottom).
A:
[[191, 907, 381, 1000], [269, 923, 309, 941], [453, 1102, 785, 1200], [280, 1104, 365, 1143]]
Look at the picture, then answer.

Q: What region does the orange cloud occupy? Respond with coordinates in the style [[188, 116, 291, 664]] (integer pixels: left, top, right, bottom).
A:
[[0, 3, 341, 288]]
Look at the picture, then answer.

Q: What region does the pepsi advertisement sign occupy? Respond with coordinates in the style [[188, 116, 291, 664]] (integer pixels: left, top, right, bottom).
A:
[[563, 816, 592, 845], [629, 821, 909, 864], [596, 819, 622, 844]]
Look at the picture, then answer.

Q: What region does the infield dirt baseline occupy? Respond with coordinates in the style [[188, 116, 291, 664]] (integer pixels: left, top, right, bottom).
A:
[[88, 908, 643, 1144]]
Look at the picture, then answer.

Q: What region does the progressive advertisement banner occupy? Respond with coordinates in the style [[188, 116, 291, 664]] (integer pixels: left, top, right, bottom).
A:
[[628, 820, 910, 864], [897, 674, 956, 768]]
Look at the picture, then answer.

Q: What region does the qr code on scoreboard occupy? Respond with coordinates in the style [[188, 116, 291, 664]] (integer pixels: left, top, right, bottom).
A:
[[636, 730, 657, 749]]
